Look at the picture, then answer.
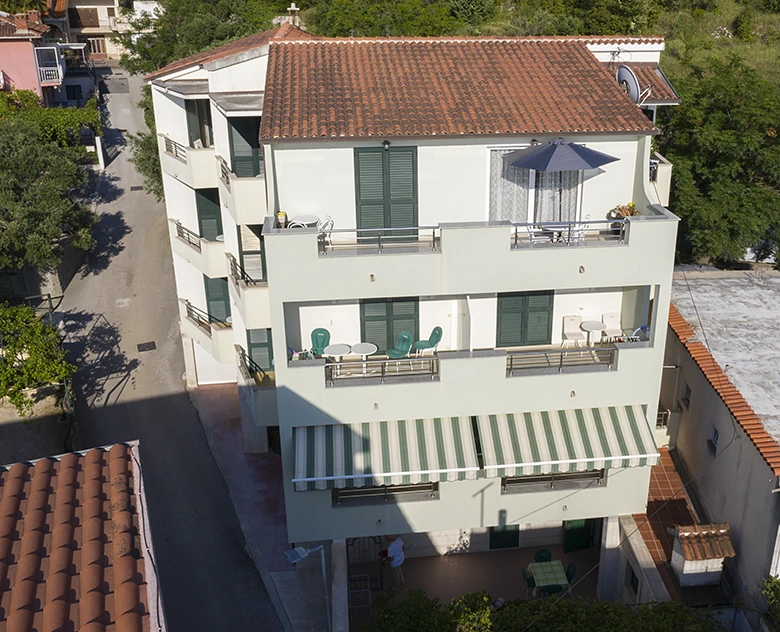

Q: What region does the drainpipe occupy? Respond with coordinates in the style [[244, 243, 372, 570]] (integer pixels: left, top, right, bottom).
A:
[[466, 295, 473, 352]]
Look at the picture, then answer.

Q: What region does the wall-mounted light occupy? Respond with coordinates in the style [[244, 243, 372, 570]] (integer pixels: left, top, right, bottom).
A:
[[579, 265, 585, 274], [383, 140, 391, 151]]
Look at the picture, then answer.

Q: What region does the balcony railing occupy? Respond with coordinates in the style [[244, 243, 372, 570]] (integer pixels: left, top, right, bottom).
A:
[[324, 356, 439, 385], [319, 226, 440, 255], [228, 253, 263, 285], [656, 409, 671, 429], [511, 219, 626, 248], [175, 221, 201, 251], [506, 344, 617, 376], [237, 345, 268, 384], [164, 137, 187, 162], [38, 66, 63, 83], [184, 300, 231, 335]]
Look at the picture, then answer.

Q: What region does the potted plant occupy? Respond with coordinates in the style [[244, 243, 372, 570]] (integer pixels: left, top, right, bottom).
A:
[[607, 203, 636, 236]]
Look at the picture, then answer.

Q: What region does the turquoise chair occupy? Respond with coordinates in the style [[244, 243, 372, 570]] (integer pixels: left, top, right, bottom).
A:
[[534, 549, 552, 563], [521, 566, 536, 599], [387, 331, 413, 370], [310, 328, 330, 356], [566, 562, 576, 584], [414, 326, 443, 356]]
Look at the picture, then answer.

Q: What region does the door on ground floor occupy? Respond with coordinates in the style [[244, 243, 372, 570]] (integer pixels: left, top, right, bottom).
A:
[[489, 525, 520, 550], [563, 519, 596, 553], [346, 536, 384, 591]]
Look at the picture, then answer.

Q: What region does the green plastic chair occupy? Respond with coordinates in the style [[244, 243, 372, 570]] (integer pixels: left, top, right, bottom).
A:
[[534, 549, 552, 563], [387, 331, 413, 370], [310, 328, 330, 356], [414, 326, 443, 355], [566, 562, 576, 584], [521, 566, 536, 599]]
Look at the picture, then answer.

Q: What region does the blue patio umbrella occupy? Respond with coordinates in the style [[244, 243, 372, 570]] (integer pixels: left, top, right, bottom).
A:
[[506, 138, 619, 172]]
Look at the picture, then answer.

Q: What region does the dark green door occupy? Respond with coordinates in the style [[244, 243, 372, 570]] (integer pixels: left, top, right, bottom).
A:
[[229, 117, 263, 177], [563, 519, 595, 553], [496, 291, 553, 347], [360, 298, 419, 354], [186, 99, 213, 148], [355, 147, 417, 243], [247, 329, 273, 371], [489, 525, 520, 550], [203, 276, 231, 322], [195, 188, 222, 241]]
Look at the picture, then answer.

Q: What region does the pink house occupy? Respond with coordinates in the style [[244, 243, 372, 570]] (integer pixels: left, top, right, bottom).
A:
[[0, 11, 53, 98]]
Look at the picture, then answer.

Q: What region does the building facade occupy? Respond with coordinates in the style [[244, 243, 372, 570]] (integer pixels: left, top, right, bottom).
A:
[[149, 25, 679, 591]]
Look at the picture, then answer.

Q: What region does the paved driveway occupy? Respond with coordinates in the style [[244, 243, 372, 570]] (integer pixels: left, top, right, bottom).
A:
[[59, 66, 283, 632]]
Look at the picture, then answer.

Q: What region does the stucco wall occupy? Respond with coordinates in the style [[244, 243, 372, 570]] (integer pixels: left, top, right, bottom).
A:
[[664, 327, 780, 627], [0, 40, 41, 95]]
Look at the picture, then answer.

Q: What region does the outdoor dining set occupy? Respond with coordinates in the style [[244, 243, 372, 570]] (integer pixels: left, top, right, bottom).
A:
[[521, 549, 577, 599], [561, 313, 647, 349]]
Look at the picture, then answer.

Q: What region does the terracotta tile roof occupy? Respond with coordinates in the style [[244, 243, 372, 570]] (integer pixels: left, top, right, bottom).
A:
[[0, 443, 163, 632], [674, 524, 736, 561], [145, 23, 318, 81], [628, 63, 680, 104], [50, 0, 67, 19], [0, 11, 49, 38], [668, 303, 780, 475], [261, 37, 657, 141]]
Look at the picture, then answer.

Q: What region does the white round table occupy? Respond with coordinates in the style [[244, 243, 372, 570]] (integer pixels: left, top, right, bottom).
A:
[[352, 342, 378, 375], [324, 343, 352, 377], [289, 214, 320, 228], [580, 321, 606, 347]]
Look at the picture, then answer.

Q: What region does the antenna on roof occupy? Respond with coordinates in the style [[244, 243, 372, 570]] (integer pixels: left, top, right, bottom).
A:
[[616, 64, 652, 106], [287, 2, 300, 27]]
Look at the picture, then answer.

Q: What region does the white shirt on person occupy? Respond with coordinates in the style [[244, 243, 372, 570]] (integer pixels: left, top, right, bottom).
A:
[[387, 538, 405, 568]]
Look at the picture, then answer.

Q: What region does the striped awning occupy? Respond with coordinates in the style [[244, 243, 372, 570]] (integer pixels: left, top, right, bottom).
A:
[[293, 418, 480, 491], [477, 405, 658, 478]]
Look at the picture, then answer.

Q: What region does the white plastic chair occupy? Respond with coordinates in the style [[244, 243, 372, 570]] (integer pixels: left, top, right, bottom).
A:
[[601, 312, 623, 342], [568, 214, 591, 243], [525, 223, 551, 245], [317, 215, 334, 251], [561, 316, 585, 349]]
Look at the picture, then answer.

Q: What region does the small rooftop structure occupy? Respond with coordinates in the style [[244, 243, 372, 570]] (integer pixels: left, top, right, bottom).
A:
[[671, 523, 735, 587], [0, 442, 167, 632], [0, 10, 49, 39]]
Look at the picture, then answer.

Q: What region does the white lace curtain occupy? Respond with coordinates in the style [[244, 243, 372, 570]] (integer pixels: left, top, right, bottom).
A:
[[534, 171, 579, 222], [489, 149, 530, 222]]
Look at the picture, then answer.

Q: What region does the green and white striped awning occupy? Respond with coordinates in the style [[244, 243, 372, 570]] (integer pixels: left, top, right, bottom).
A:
[[292, 418, 480, 491], [477, 405, 659, 478]]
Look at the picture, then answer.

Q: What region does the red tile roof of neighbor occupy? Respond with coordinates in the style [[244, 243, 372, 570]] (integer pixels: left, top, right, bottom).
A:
[[674, 524, 736, 561], [628, 63, 680, 104], [261, 36, 658, 141], [145, 22, 319, 81], [50, 0, 67, 19], [0, 11, 49, 38], [0, 443, 161, 632], [668, 303, 780, 475]]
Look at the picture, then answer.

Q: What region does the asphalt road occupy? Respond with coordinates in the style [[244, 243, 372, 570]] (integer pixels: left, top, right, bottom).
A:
[[59, 66, 283, 632]]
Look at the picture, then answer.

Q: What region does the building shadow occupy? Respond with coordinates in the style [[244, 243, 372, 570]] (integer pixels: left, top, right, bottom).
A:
[[60, 310, 139, 405]]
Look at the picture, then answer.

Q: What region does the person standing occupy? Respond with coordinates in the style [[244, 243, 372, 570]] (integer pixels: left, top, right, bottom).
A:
[[385, 535, 406, 592]]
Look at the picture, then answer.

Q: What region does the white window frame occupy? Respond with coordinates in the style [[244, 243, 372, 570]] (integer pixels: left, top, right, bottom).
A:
[[485, 145, 585, 223]]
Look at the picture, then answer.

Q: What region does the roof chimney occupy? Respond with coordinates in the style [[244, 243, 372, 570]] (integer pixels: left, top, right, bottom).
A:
[[14, 13, 28, 32], [287, 3, 300, 27], [28, 10, 40, 24]]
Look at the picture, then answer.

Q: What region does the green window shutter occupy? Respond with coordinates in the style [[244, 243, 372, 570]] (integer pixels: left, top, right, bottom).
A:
[[204, 276, 231, 322], [387, 148, 418, 241], [496, 294, 526, 348], [238, 224, 266, 282], [185, 100, 200, 148], [355, 149, 386, 235], [525, 291, 553, 345], [195, 188, 222, 241], [389, 299, 419, 348], [247, 328, 274, 371], [229, 117, 262, 177], [361, 300, 390, 353], [197, 100, 213, 147]]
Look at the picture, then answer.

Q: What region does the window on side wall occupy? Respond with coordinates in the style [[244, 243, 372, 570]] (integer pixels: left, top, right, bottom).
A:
[[625, 563, 640, 597], [708, 425, 719, 456], [681, 383, 691, 410]]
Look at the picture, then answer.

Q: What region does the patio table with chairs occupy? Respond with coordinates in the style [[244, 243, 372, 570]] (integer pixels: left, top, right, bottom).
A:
[[523, 549, 577, 598]]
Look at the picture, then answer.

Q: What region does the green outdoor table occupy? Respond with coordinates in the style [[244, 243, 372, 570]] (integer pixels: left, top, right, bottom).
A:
[[527, 560, 569, 595]]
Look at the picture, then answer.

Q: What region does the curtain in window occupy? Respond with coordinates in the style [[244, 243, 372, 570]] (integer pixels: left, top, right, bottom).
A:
[[534, 171, 579, 222], [489, 150, 531, 222]]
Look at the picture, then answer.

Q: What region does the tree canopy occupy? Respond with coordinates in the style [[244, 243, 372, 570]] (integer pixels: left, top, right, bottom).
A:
[[0, 0, 46, 13], [127, 85, 164, 201], [658, 55, 780, 262], [0, 303, 75, 417], [0, 117, 95, 270], [364, 590, 726, 632]]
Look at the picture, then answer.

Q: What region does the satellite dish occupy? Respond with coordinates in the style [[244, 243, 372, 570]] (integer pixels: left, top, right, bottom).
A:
[[616, 65, 641, 103]]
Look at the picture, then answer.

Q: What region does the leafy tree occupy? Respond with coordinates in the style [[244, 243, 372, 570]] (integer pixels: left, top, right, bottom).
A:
[[658, 56, 780, 262], [0, 0, 46, 12], [127, 85, 164, 201], [364, 589, 726, 632], [449, 0, 497, 24], [0, 303, 75, 417], [312, 0, 462, 37], [0, 118, 95, 270]]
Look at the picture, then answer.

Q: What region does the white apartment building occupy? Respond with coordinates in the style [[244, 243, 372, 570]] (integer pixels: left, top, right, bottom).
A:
[[149, 23, 680, 596]]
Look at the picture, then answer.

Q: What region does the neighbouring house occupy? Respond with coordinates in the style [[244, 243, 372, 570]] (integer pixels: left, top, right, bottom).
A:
[[0, 442, 168, 631], [0, 10, 95, 106], [660, 271, 780, 631], [148, 14, 683, 613]]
